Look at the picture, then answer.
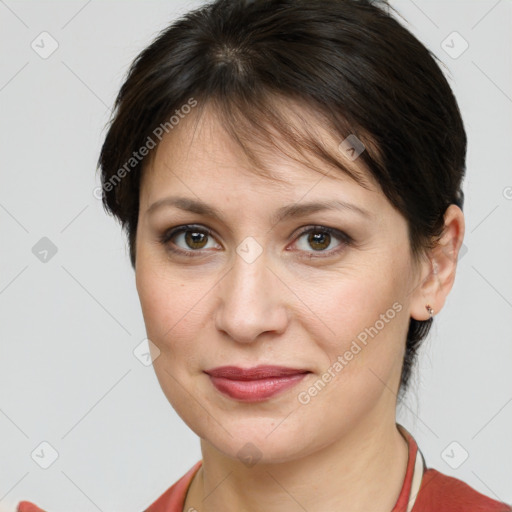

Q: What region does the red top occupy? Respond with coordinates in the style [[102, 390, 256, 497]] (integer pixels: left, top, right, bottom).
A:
[[17, 426, 511, 512]]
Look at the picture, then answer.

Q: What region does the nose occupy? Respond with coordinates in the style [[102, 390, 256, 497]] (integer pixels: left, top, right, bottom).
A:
[[214, 249, 289, 344]]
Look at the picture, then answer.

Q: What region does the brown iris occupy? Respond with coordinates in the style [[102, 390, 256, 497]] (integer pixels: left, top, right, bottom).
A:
[[308, 231, 331, 251], [185, 230, 208, 249]]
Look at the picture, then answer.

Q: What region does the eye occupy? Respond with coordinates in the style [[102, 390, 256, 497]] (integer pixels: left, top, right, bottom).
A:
[[159, 225, 221, 257], [292, 226, 353, 256], [159, 224, 353, 258]]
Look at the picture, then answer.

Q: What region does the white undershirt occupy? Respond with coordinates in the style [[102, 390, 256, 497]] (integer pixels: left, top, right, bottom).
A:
[[406, 446, 426, 511]]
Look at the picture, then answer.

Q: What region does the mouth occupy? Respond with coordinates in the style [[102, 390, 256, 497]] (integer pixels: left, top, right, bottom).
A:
[[204, 365, 311, 402]]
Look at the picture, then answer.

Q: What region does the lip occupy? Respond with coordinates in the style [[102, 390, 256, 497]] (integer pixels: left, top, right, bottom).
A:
[[204, 365, 310, 402]]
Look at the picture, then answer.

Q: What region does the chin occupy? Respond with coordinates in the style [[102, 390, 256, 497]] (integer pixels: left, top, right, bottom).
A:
[[195, 415, 320, 465]]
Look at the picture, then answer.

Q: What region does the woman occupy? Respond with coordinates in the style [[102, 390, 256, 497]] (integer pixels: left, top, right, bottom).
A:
[[18, 0, 511, 510]]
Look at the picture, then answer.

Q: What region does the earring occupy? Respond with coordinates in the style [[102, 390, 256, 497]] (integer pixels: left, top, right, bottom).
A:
[[432, 259, 438, 275], [425, 304, 434, 318]]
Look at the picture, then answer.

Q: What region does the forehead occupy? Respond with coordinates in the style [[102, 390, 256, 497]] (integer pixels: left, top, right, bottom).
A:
[[141, 99, 379, 196]]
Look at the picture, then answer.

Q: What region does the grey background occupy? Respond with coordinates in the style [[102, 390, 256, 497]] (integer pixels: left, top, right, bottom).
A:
[[1, 0, 511, 510]]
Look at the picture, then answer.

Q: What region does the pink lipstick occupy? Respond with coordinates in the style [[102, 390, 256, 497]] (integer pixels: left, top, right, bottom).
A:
[[205, 365, 310, 402]]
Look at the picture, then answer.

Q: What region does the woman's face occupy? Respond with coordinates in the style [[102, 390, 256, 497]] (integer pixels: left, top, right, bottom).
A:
[[135, 106, 429, 463]]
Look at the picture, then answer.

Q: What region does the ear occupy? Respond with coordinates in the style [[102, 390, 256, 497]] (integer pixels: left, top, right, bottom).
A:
[[409, 204, 465, 321]]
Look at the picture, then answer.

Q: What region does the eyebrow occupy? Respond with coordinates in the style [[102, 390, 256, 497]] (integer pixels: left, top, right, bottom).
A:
[[146, 196, 373, 223]]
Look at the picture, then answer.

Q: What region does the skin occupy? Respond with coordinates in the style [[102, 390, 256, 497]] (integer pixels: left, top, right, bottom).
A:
[[135, 103, 465, 512]]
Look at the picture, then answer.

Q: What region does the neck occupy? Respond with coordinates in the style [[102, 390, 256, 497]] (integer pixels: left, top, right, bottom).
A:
[[185, 416, 409, 512]]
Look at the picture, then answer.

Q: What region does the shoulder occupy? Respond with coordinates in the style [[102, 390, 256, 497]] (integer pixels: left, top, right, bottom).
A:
[[17, 461, 203, 512], [17, 502, 46, 512], [144, 460, 202, 512], [414, 468, 511, 511]]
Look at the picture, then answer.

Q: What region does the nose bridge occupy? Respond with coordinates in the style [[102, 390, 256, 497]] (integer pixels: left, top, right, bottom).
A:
[[214, 242, 287, 343]]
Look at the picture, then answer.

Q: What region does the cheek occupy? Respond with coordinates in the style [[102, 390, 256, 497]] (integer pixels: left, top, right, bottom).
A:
[[290, 275, 407, 432], [136, 264, 208, 407], [304, 264, 407, 377], [136, 260, 212, 358]]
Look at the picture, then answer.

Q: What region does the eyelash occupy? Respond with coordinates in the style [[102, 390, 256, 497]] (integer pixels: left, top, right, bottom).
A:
[[159, 224, 354, 259]]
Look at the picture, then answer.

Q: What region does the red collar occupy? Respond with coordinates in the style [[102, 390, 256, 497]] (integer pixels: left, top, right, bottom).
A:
[[392, 423, 425, 511], [144, 423, 424, 512]]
